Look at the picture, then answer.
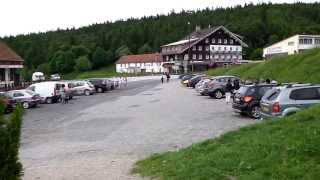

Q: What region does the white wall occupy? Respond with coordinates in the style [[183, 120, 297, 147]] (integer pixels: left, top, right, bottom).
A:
[[116, 62, 164, 73]]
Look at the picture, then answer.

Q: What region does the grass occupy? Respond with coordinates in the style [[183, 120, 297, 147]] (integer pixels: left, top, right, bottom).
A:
[[62, 65, 157, 80], [208, 48, 320, 83], [132, 105, 320, 180]]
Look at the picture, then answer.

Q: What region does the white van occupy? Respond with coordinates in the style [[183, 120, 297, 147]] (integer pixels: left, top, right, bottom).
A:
[[32, 72, 45, 82], [27, 81, 63, 104]]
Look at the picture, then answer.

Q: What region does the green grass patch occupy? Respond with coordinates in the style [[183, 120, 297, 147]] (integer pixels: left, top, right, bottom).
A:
[[208, 49, 320, 83], [132, 105, 320, 180], [63, 65, 118, 80]]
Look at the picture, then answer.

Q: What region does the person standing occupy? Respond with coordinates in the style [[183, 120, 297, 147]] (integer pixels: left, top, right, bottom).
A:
[[166, 73, 170, 83], [225, 79, 233, 104], [60, 84, 66, 104]]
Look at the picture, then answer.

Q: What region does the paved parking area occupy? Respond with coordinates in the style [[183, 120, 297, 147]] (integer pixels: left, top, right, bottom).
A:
[[20, 78, 255, 180]]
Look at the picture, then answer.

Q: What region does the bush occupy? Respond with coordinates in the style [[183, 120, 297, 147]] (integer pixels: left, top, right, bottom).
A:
[[0, 104, 24, 180]]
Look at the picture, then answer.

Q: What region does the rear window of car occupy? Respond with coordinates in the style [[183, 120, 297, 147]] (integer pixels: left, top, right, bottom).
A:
[[290, 88, 320, 100], [238, 86, 255, 95], [265, 89, 281, 101]]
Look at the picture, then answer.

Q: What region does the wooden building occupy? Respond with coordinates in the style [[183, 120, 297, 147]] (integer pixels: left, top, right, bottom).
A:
[[161, 25, 248, 73], [0, 42, 24, 88]]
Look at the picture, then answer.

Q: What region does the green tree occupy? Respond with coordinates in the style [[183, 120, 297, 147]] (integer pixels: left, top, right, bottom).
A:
[[91, 47, 107, 69], [36, 63, 50, 75], [249, 48, 263, 60], [71, 45, 90, 57], [75, 56, 92, 72], [105, 50, 114, 65], [49, 50, 76, 73], [115, 45, 132, 58], [138, 43, 153, 54]]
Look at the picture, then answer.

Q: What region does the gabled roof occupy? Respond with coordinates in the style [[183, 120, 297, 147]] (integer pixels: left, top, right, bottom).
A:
[[116, 53, 163, 64], [0, 42, 23, 62], [161, 26, 248, 55]]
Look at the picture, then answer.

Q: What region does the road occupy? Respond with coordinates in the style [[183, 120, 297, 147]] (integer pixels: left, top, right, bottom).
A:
[[20, 78, 254, 180]]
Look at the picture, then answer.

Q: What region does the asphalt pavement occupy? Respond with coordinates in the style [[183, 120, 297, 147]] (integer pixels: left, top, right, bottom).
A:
[[20, 78, 254, 180]]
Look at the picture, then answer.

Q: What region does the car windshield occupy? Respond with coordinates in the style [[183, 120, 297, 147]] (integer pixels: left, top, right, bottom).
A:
[[25, 90, 35, 96]]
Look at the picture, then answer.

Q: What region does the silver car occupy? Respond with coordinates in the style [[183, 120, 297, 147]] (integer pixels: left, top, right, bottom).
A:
[[195, 78, 212, 95], [72, 81, 96, 96], [260, 84, 320, 119]]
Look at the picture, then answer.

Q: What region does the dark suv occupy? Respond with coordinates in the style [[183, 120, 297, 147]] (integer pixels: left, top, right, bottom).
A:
[[88, 79, 112, 93], [232, 84, 277, 118], [207, 76, 240, 98]]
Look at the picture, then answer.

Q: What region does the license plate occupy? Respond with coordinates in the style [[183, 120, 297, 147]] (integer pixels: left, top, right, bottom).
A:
[[261, 106, 269, 112]]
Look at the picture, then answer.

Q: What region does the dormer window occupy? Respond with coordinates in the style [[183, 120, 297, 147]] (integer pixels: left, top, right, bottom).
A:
[[212, 38, 216, 43], [205, 38, 209, 43], [198, 46, 203, 51], [230, 39, 234, 44], [224, 39, 228, 44], [218, 39, 222, 44]]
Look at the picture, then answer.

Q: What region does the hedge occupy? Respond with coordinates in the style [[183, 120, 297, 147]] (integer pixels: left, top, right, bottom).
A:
[[0, 103, 24, 180]]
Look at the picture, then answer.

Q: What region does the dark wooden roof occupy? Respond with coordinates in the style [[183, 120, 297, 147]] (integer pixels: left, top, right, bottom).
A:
[[116, 53, 163, 64], [0, 42, 23, 62]]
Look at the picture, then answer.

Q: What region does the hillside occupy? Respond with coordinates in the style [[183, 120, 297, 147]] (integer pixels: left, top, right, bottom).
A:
[[1, 3, 320, 80], [208, 48, 320, 83], [133, 105, 320, 179]]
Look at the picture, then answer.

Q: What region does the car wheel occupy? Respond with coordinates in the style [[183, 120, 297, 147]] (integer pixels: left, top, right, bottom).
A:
[[97, 88, 103, 93], [46, 98, 53, 104], [84, 90, 90, 96], [214, 90, 223, 99], [22, 102, 29, 109], [250, 106, 261, 119]]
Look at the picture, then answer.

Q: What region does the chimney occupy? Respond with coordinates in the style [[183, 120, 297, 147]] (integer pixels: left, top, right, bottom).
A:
[[195, 25, 201, 32]]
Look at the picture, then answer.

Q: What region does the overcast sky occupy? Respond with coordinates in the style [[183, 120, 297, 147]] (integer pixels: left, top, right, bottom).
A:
[[0, 0, 317, 37]]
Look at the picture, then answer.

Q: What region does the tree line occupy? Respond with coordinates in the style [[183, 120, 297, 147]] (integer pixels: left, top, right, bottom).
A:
[[1, 2, 320, 80]]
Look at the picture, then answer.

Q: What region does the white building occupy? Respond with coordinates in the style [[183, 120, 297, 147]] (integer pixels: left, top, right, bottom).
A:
[[263, 34, 320, 59], [116, 53, 164, 73]]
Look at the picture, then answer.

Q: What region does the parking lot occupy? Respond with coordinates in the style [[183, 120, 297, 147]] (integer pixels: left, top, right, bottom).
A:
[[20, 78, 254, 180]]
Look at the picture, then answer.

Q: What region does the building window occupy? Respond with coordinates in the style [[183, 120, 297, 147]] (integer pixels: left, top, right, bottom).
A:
[[205, 55, 210, 60], [224, 39, 228, 44], [166, 56, 169, 61], [224, 47, 227, 51], [227, 55, 231, 59], [175, 55, 178, 60], [192, 54, 196, 60], [184, 54, 189, 60], [214, 55, 219, 59], [205, 38, 209, 43], [192, 46, 196, 51], [218, 46, 222, 51], [212, 38, 216, 43], [199, 54, 203, 60], [288, 41, 295, 46], [218, 39, 222, 44], [221, 55, 225, 59], [198, 46, 203, 51], [205, 46, 210, 51], [230, 47, 233, 51], [315, 39, 320, 44], [230, 39, 234, 44], [299, 38, 312, 44], [211, 46, 214, 51]]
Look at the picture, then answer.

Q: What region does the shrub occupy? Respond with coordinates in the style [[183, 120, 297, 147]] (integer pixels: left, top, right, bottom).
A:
[[0, 104, 24, 180]]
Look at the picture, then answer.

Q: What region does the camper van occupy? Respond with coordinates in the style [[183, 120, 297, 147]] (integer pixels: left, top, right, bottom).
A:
[[27, 81, 63, 104], [32, 72, 45, 82]]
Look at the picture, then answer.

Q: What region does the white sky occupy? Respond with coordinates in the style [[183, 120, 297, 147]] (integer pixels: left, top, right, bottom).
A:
[[0, 0, 317, 37]]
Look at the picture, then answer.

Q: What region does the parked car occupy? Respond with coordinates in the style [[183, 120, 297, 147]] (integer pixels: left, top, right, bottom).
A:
[[181, 74, 196, 86], [6, 90, 41, 109], [232, 84, 277, 118], [88, 78, 112, 93], [60, 81, 76, 100], [32, 72, 45, 82], [27, 81, 63, 104], [72, 81, 95, 96], [260, 84, 320, 119], [0, 92, 16, 113], [195, 78, 213, 94], [188, 75, 206, 88], [207, 76, 240, 98], [50, 74, 61, 81]]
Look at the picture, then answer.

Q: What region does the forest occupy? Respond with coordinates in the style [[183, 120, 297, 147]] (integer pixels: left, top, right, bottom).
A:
[[1, 2, 320, 79]]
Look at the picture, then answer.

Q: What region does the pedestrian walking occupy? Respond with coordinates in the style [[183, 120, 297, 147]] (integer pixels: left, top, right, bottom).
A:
[[161, 75, 164, 84], [225, 79, 233, 104], [266, 78, 271, 84], [166, 73, 170, 83], [60, 84, 66, 104]]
